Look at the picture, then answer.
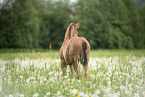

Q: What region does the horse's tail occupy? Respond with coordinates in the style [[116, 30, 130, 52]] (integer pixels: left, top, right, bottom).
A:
[[81, 41, 88, 66]]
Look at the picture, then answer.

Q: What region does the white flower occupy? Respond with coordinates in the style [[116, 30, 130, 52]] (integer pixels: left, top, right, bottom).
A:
[[43, 78, 47, 81], [67, 70, 69, 72], [71, 89, 78, 94], [20, 76, 23, 79], [116, 92, 120, 97], [49, 71, 52, 75], [125, 90, 130, 94], [84, 94, 88, 97], [63, 76, 67, 78], [94, 90, 100, 94], [46, 92, 51, 95], [57, 91, 61, 95], [15, 93, 20, 97], [33, 93, 39, 97], [108, 93, 118, 97], [65, 87, 68, 90], [79, 92, 84, 96], [40, 80, 43, 83], [9, 94, 14, 97], [77, 80, 81, 82], [92, 94, 98, 97], [107, 81, 111, 85], [134, 93, 140, 97], [33, 81, 37, 84], [26, 78, 30, 83], [105, 88, 111, 93], [60, 71, 63, 75], [120, 85, 125, 90], [19, 94, 24, 97]]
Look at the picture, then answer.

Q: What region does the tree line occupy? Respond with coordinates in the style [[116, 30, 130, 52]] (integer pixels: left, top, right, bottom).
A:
[[0, 0, 145, 49]]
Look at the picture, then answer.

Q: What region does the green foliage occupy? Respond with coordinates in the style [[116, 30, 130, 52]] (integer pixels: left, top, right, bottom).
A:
[[0, 0, 145, 49]]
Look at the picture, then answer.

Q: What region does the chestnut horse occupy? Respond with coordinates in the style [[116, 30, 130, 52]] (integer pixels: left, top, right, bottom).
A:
[[59, 23, 90, 79]]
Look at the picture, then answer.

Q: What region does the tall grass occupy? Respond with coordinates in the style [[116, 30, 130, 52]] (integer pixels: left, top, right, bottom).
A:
[[0, 50, 145, 97]]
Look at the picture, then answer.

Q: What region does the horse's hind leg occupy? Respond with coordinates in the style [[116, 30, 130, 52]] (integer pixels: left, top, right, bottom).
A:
[[83, 63, 89, 79], [69, 65, 74, 77], [72, 56, 81, 79], [60, 59, 67, 77]]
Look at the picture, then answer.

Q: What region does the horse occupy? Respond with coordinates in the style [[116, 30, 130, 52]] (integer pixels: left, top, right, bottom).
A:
[[59, 23, 90, 79]]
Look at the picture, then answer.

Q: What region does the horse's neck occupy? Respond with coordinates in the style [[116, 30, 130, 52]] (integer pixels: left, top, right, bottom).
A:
[[64, 32, 69, 40]]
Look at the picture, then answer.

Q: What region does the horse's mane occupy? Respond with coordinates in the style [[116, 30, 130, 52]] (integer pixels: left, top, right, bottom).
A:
[[69, 23, 75, 39]]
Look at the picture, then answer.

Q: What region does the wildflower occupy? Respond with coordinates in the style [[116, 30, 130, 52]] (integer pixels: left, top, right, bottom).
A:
[[64, 76, 67, 78], [108, 93, 118, 97], [19, 94, 24, 97], [46, 92, 51, 95], [9, 94, 14, 97], [94, 90, 100, 94], [84, 94, 88, 97], [67, 70, 69, 72], [120, 85, 125, 90], [60, 71, 63, 75], [71, 89, 78, 94], [79, 92, 84, 96], [65, 87, 68, 90], [77, 80, 81, 82], [116, 92, 120, 97], [107, 81, 111, 85], [15, 93, 20, 97], [49, 71, 52, 75], [33, 93, 39, 97], [26, 78, 30, 83], [77, 95, 80, 97], [57, 91, 61, 95], [40, 80, 43, 83], [134, 93, 140, 97], [105, 88, 111, 93], [20, 76, 23, 79], [92, 94, 99, 97], [125, 90, 130, 94], [78, 91, 80, 94]]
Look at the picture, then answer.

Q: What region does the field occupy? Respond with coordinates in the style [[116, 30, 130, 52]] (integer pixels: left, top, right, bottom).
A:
[[0, 49, 145, 97]]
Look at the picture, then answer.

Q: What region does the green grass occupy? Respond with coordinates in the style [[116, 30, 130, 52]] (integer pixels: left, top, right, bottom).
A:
[[0, 49, 144, 60], [0, 49, 145, 97]]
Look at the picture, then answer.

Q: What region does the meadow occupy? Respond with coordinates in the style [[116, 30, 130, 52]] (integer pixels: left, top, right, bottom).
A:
[[0, 49, 145, 97]]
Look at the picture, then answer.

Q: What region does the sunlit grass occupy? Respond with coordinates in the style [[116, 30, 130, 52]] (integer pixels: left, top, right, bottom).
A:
[[0, 49, 145, 60], [0, 49, 145, 97]]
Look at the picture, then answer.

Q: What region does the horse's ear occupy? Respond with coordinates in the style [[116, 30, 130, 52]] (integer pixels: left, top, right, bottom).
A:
[[70, 23, 73, 25], [76, 23, 79, 29]]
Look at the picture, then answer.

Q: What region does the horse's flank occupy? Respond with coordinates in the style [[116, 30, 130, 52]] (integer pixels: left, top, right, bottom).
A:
[[69, 37, 90, 65]]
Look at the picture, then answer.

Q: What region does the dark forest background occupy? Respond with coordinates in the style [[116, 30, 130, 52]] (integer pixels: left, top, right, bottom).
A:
[[0, 0, 145, 49]]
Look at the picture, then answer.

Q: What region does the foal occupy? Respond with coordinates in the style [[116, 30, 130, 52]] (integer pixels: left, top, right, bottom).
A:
[[59, 23, 90, 79]]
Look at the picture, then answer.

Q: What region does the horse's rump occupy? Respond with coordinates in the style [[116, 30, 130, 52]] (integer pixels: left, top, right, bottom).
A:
[[69, 37, 90, 65]]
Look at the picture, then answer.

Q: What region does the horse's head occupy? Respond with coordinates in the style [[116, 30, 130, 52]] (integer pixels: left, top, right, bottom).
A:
[[64, 23, 79, 40], [69, 23, 79, 39]]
